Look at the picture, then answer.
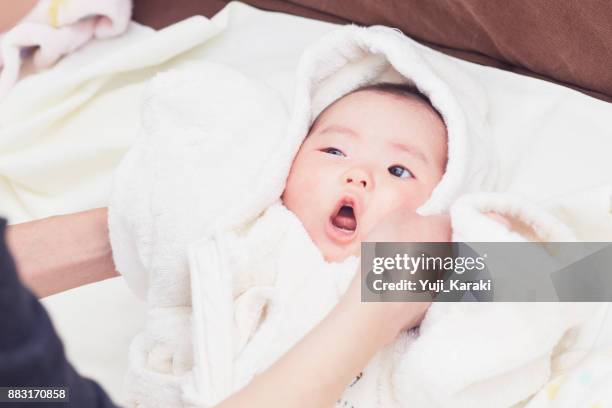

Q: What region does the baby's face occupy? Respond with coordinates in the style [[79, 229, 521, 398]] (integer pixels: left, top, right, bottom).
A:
[[282, 90, 448, 262]]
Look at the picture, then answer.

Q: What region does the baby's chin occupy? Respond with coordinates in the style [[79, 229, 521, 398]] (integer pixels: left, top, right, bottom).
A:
[[318, 241, 359, 263]]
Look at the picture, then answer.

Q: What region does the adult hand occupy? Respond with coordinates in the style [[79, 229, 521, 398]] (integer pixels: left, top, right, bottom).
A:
[[365, 207, 451, 243], [339, 270, 430, 347], [342, 208, 451, 346]]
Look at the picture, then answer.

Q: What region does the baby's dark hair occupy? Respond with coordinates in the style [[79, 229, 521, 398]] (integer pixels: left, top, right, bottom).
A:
[[351, 82, 443, 121], [310, 82, 444, 132]]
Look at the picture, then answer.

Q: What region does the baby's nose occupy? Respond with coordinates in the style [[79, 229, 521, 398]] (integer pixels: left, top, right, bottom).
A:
[[344, 168, 372, 189]]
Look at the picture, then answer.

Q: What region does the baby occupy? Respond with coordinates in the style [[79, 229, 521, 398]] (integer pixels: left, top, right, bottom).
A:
[[283, 81, 451, 262], [110, 73, 458, 406]]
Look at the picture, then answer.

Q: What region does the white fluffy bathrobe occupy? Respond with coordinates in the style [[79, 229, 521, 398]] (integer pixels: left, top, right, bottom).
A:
[[108, 25, 605, 407]]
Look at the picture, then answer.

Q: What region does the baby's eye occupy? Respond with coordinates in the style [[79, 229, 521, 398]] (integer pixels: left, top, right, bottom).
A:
[[388, 165, 414, 179], [321, 147, 345, 157]]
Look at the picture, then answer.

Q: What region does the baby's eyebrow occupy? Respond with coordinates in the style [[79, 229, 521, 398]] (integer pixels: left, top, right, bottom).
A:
[[389, 141, 428, 164], [319, 124, 360, 139]]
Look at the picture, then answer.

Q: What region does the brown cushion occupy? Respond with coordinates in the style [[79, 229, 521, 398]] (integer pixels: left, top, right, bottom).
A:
[[133, 0, 612, 102]]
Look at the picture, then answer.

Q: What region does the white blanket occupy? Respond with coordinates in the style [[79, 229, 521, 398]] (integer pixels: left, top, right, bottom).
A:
[[108, 22, 611, 407]]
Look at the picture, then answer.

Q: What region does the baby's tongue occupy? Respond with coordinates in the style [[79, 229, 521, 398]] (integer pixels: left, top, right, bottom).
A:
[[333, 212, 356, 231]]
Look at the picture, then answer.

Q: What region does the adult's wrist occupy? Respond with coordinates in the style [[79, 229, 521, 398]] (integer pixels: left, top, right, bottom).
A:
[[336, 286, 400, 348]]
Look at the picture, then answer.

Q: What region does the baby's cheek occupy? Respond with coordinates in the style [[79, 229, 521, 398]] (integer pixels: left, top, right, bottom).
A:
[[362, 188, 419, 237], [285, 176, 317, 212], [379, 187, 420, 216], [284, 166, 326, 229], [399, 183, 436, 211]]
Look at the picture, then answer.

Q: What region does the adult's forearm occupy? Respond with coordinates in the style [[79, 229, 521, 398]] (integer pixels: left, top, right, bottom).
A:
[[5, 208, 118, 298]]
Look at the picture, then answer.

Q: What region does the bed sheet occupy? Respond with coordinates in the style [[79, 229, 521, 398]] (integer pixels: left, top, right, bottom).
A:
[[0, 1, 611, 404]]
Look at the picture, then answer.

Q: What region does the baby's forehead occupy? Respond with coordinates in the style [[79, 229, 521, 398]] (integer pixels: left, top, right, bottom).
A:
[[311, 89, 443, 132], [310, 90, 445, 140]]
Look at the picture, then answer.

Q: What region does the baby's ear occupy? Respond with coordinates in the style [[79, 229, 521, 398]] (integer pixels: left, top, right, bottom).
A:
[[485, 212, 541, 242]]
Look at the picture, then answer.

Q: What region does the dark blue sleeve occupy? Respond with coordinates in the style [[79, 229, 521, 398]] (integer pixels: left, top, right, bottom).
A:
[[0, 218, 119, 408]]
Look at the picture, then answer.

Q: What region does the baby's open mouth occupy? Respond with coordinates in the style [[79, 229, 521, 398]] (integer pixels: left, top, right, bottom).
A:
[[331, 204, 357, 233]]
